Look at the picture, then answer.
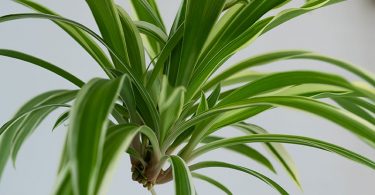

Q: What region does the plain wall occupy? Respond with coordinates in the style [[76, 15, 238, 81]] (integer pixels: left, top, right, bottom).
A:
[[0, 0, 374, 194]]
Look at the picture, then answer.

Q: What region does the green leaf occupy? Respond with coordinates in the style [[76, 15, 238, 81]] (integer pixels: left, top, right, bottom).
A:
[[218, 71, 371, 106], [209, 84, 355, 135], [220, 96, 375, 146], [0, 13, 141, 84], [158, 76, 186, 144], [334, 98, 375, 125], [174, 0, 225, 86], [202, 2, 245, 56], [207, 50, 375, 90], [202, 136, 275, 172], [135, 21, 168, 44], [133, 86, 160, 131], [233, 123, 300, 188], [0, 49, 84, 87], [146, 24, 184, 88], [196, 93, 209, 115], [224, 0, 247, 10], [14, 0, 115, 77], [144, 0, 165, 26], [264, 0, 344, 34], [179, 116, 217, 159], [187, 86, 366, 158], [165, 106, 266, 150], [0, 90, 75, 181], [130, 0, 166, 58], [10, 91, 76, 164], [0, 104, 70, 137], [192, 173, 232, 195], [190, 161, 288, 195], [2, 1, 374, 194], [119, 75, 139, 123], [112, 104, 130, 124], [53, 166, 73, 195], [86, 0, 131, 73], [169, 155, 195, 195], [57, 124, 161, 195], [67, 77, 124, 195], [207, 84, 221, 108], [303, 53, 375, 86], [219, 0, 287, 43], [11, 110, 80, 169], [190, 134, 375, 171], [117, 6, 146, 75], [342, 97, 375, 114], [57, 135, 70, 174], [0, 12, 161, 132], [169, 96, 375, 149], [190, 0, 349, 100], [95, 124, 139, 195], [193, 84, 364, 136], [52, 110, 70, 130], [165, 0, 186, 85], [188, 0, 289, 100], [111, 69, 160, 130], [272, 84, 351, 98], [220, 70, 266, 88], [176, 93, 211, 157]]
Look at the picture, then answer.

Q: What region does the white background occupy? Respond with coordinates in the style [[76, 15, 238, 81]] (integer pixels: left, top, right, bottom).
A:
[[0, 0, 375, 194]]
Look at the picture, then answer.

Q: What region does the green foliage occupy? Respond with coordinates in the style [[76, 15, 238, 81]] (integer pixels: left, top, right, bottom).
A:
[[1, 0, 375, 194]]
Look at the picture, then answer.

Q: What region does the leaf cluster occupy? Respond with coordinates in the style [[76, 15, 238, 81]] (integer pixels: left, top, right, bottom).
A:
[[1, 0, 375, 194]]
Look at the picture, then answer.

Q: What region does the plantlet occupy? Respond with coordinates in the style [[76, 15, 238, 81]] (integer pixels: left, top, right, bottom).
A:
[[1, 0, 375, 194]]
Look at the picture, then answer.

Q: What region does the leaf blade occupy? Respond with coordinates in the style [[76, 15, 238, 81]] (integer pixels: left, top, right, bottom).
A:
[[14, 0, 115, 77], [67, 77, 124, 195], [175, 0, 225, 86], [0, 90, 75, 181], [168, 96, 375, 149], [192, 173, 232, 195], [202, 136, 275, 173], [0, 49, 84, 87], [85, 0, 131, 73], [191, 134, 375, 171], [190, 161, 288, 195], [117, 6, 146, 75], [233, 123, 300, 187], [170, 155, 196, 195], [95, 124, 139, 195]]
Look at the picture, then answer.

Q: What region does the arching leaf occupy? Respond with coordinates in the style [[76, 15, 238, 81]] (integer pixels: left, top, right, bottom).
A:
[[67, 77, 124, 195], [170, 155, 195, 195], [0, 49, 84, 87], [202, 136, 275, 172], [190, 161, 288, 195], [192, 173, 232, 195], [191, 135, 375, 171], [14, 0, 115, 77]]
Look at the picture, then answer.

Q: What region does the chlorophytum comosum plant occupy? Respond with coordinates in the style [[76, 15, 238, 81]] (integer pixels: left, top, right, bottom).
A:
[[1, 0, 375, 194]]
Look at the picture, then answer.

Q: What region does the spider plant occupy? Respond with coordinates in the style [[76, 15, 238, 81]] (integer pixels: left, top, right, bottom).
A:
[[1, 0, 375, 194]]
